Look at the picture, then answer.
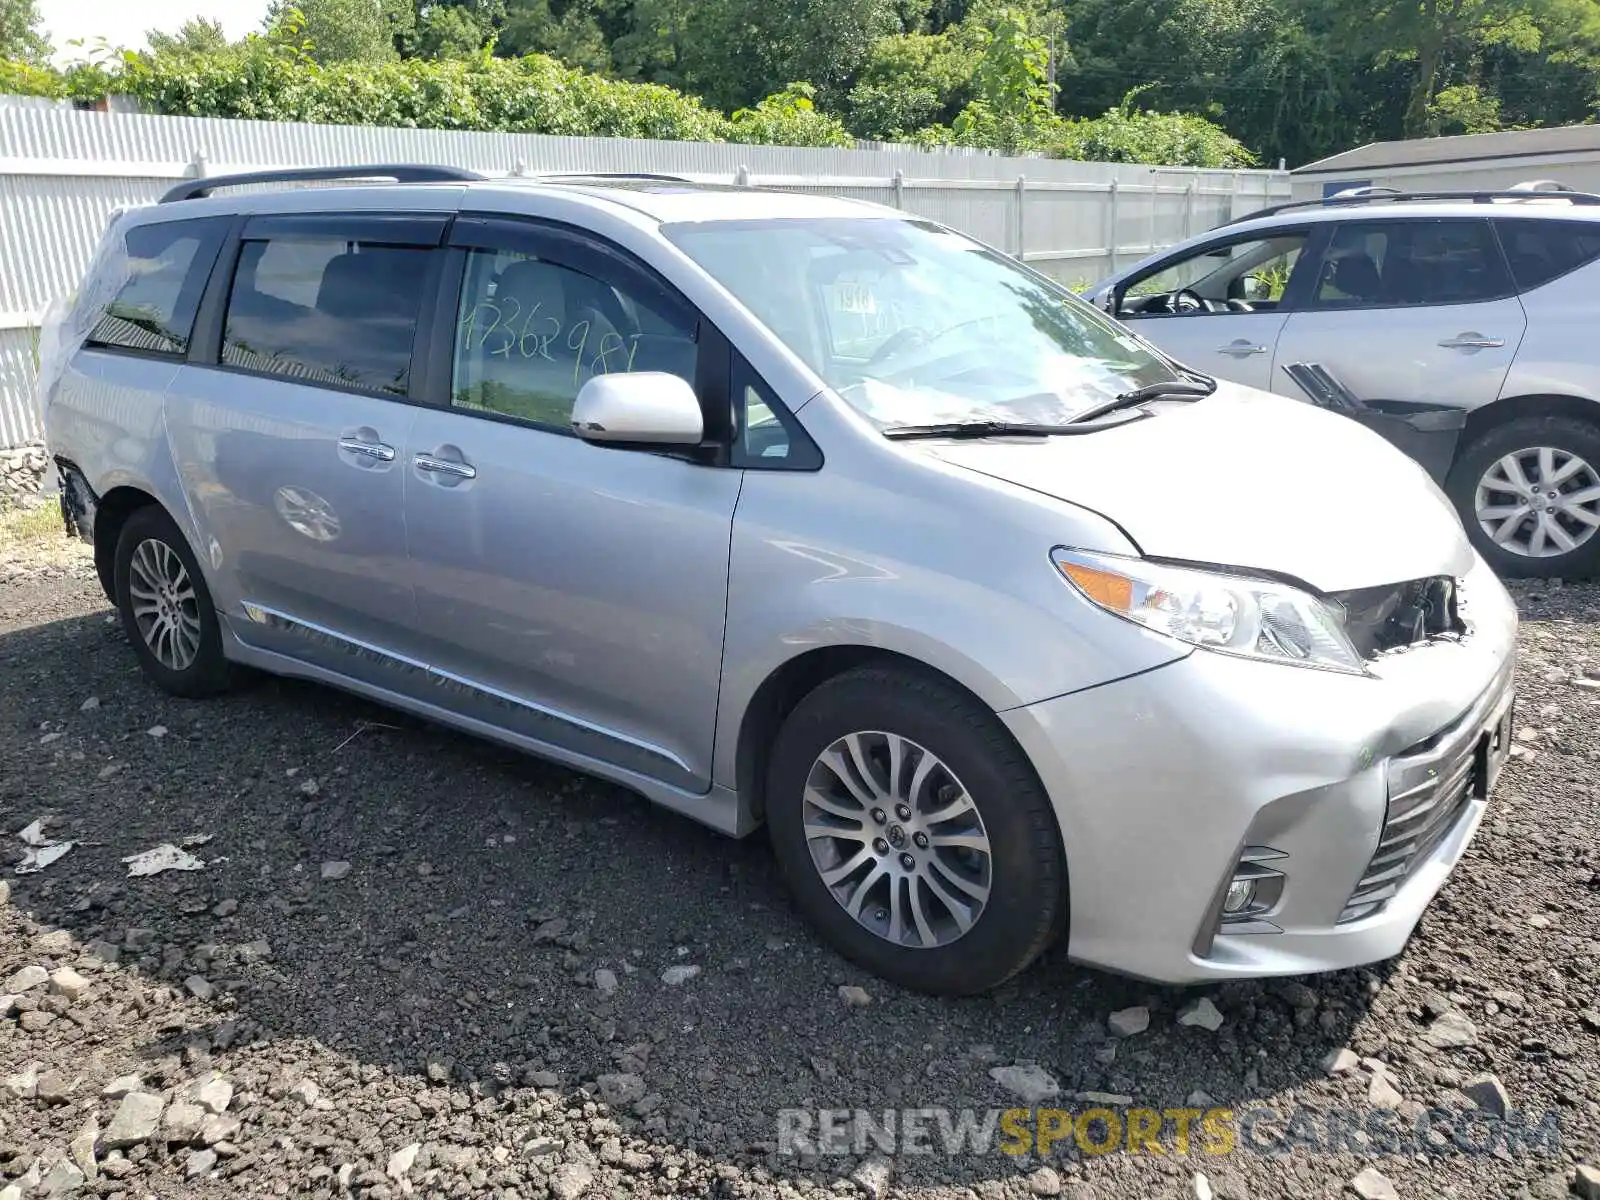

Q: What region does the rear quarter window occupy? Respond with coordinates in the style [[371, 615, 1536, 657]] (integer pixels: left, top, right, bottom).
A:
[[1495, 218, 1600, 292], [86, 218, 227, 356]]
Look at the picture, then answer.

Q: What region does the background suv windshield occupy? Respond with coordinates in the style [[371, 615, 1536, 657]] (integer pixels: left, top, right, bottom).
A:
[[665, 217, 1180, 426]]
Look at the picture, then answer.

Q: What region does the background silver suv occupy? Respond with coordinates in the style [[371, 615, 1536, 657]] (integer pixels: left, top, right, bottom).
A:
[[1086, 185, 1600, 579], [44, 166, 1515, 995]]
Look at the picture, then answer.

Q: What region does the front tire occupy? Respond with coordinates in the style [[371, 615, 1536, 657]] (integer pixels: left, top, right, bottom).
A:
[[114, 506, 235, 698], [766, 666, 1067, 996], [1446, 415, 1600, 579]]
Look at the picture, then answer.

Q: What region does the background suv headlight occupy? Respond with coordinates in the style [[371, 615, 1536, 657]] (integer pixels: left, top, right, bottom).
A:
[[1052, 547, 1367, 675]]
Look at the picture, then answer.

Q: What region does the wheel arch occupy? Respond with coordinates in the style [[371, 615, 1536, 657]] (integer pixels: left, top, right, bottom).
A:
[[91, 485, 164, 606], [1461, 392, 1600, 447], [732, 645, 1040, 830]]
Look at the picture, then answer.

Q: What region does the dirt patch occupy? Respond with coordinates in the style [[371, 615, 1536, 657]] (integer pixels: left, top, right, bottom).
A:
[[0, 541, 1596, 1199]]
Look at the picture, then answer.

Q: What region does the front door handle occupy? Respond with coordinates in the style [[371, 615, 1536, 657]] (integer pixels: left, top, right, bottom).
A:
[[1438, 333, 1506, 350], [414, 453, 477, 480], [1217, 340, 1268, 357], [337, 436, 395, 462]]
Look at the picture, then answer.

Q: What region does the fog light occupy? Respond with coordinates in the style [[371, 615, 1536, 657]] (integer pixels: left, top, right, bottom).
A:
[[1223, 878, 1257, 914]]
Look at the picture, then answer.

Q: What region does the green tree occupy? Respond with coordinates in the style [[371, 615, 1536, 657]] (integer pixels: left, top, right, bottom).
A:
[[846, 30, 974, 139], [498, 0, 615, 72], [410, 0, 502, 57], [1308, 0, 1600, 137], [943, 5, 1061, 152], [265, 0, 413, 61], [147, 18, 232, 56], [0, 0, 50, 64], [728, 81, 854, 145], [629, 0, 901, 112]]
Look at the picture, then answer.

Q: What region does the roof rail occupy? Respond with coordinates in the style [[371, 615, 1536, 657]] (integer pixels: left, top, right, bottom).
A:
[[160, 165, 485, 204], [520, 171, 696, 184], [1225, 185, 1600, 226]]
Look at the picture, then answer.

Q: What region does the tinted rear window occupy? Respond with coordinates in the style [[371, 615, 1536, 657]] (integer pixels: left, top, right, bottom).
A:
[[1495, 218, 1600, 291], [87, 218, 226, 356], [221, 236, 431, 396]]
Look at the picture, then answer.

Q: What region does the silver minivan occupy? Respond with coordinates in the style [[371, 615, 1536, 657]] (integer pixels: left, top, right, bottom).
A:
[[43, 166, 1517, 995]]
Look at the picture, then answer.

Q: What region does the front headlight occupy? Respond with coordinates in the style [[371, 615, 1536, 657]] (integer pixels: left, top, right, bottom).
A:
[[1052, 547, 1367, 676]]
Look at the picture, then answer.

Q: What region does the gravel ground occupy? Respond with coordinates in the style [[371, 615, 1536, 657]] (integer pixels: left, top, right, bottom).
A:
[[0, 532, 1597, 1200]]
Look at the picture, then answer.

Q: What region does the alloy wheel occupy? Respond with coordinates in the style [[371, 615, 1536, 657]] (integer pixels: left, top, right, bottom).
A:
[[127, 537, 202, 672], [802, 731, 993, 949], [1474, 445, 1600, 559]]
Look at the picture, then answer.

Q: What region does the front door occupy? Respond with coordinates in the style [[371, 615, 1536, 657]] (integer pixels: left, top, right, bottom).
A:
[[1111, 228, 1313, 390], [166, 214, 445, 679], [400, 218, 742, 791], [1272, 218, 1528, 407]]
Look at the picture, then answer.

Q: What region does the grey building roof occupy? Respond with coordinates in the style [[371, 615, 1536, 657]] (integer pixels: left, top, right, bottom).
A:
[[1295, 124, 1600, 176]]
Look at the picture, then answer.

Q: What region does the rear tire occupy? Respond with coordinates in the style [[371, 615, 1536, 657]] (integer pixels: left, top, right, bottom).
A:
[[114, 506, 235, 698], [766, 665, 1067, 996], [1446, 415, 1600, 579]]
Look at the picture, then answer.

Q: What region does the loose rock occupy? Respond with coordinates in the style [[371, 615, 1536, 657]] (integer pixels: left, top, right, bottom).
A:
[[1176, 997, 1224, 1032], [1349, 1166, 1399, 1200], [1324, 1048, 1361, 1075], [838, 984, 872, 1008], [1367, 1071, 1403, 1110], [661, 964, 700, 986], [387, 1143, 420, 1179], [549, 1162, 594, 1200], [1423, 1010, 1478, 1049], [104, 1092, 165, 1147], [852, 1156, 894, 1199], [1461, 1073, 1510, 1119], [1028, 1165, 1064, 1196], [1108, 1006, 1150, 1037], [4, 964, 47, 993], [989, 1064, 1061, 1105], [47, 967, 89, 1001]]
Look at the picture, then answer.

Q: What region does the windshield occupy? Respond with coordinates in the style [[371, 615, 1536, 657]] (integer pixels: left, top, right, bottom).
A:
[[663, 216, 1182, 427]]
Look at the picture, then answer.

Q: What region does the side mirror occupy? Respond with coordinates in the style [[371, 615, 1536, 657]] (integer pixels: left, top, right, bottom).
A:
[[571, 372, 704, 446], [1240, 274, 1270, 301]]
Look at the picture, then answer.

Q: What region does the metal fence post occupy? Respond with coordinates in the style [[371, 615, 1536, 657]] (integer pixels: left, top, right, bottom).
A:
[[1015, 174, 1027, 259], [1107, 178, 1119, 274], [892, 168, 905, 210], [1184, 181, 1195, 240]]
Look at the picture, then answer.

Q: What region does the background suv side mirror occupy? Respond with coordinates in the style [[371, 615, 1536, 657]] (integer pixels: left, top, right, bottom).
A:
[[572, 373, 704, 446]]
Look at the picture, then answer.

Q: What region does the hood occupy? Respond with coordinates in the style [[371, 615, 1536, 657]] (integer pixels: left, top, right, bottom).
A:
[[925, 385, 1475, 593]]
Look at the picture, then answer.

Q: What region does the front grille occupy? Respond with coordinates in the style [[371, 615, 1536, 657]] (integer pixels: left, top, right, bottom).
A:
[[1331, 576, 1463, 659], [1340, 750, 1477, 923]]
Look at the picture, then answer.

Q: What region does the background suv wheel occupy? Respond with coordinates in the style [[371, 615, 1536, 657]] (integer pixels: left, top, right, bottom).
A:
[[1447, 415, 1600, 579], [114, 506, 236, 697], [765, 665, 1067, 996]]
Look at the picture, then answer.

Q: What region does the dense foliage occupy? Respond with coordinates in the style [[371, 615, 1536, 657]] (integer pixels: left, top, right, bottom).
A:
[[6, 0, 1597, 165]]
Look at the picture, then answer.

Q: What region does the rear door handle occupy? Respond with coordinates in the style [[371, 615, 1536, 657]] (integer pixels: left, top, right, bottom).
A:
[[1438, 333, 1506, 350], [337, 436, 395, 462], [414, 453, 477, 480], [1217, 340, 1268, 357]]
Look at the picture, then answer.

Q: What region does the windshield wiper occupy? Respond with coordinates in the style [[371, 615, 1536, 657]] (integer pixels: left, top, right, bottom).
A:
[[1066, 378, 1217, 425], [882, 420, 1075, 441]]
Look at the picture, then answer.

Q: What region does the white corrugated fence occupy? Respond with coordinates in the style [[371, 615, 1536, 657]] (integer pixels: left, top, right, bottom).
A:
[[0, 104, 1291, 448]]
